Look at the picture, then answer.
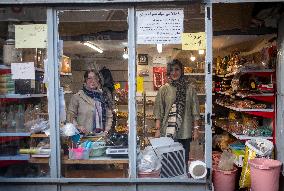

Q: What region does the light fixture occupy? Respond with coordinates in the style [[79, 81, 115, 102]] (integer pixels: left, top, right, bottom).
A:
[[123, 47, 128, 59], [82, 41, 103, 54], [198, 49, 205, 55], [190, 55, 196, 62], [157, 44, 162, 53]]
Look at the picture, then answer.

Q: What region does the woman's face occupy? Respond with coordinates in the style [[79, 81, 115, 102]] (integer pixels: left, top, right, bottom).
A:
[[86, 72, 100, 90], [169, 64, 182, 81]]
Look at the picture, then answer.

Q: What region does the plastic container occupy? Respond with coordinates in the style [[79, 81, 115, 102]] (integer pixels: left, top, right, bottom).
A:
[[138, 169, 161, 178], [213, 165, 238, 191], [248, 158, 282, 191], [69, 148, 90, 160]]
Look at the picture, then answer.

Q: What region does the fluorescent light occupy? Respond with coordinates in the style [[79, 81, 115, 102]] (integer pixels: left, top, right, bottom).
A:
[[123, 53, 128, 59], [198, 49, 205, 55], [190, 55, 196, 62], [157, 44, 162, 53], [123, 47, 128, 59], [83, 41, 103, 53]]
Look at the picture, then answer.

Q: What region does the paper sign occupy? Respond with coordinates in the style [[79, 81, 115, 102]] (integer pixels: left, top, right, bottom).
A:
[[15, 24, 47, 48], [137, 10, 184, 44], [114, 83, 121, 90], [11, 62, 35, 80], [182, 32, 206, 50], [136, 76, 144, 93]]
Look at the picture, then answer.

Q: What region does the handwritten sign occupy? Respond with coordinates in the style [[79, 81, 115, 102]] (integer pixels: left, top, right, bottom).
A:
[[11, 62, 35, 80], [15, 24, 47, 48], [136, 76, 144, 93], [137, 10, 184, 44], [182, 32, 206, 50]]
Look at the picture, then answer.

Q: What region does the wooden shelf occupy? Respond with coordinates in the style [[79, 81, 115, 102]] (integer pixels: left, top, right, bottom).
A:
[[30, 133, 49, 138], [29, 156, 128, 164]]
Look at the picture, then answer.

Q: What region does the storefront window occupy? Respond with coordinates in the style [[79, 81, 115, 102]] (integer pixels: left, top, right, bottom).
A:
[[58, 8, 129, 178], [0, 6, 50, 178], [135, 3, 207, 179]]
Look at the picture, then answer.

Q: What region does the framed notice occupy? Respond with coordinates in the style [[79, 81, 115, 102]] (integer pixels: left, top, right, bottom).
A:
[[138, 54, 148, 65]]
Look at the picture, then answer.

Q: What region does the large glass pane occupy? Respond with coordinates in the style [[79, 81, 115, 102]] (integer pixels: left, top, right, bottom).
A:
[[58, 8, 129, 178], [0, 6, 50, 177], [136, 3, 206, 179]]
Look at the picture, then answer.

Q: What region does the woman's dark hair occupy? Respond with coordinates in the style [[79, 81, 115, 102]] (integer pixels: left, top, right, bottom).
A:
[[83, 69, 102, 85], [166, 59, 184, 76]]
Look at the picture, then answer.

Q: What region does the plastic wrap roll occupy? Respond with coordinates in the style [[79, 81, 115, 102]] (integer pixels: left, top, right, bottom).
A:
[[189, 160, 207, 179]]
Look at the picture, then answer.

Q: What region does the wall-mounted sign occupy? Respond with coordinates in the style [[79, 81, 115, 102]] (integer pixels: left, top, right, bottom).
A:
[[11, 62, 35, 80], [137, 9, 184, 44], [136, 76, 144, 93], [138, 54, 148, 65], [15, 24, 47, 48], [181, 32, 206, 50]]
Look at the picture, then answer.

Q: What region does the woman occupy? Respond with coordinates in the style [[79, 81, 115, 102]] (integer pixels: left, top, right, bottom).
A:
[[153, 59, 200, 164], [67, 69, 113, 134]]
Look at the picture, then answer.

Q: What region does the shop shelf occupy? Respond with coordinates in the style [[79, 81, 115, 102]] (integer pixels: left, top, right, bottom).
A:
[[60, 72, 72, 76], [214, 123, 273, 141], [0, 65, 10, 70], [230, 133, 273, 140], [236, 93, 275, 103], [0, 65, 44, 72], [215, 102, 274, 118], [64, 91, 73, 94], [0, 132, 31, 137], [0, 154, 30, 161], [0, 94, 47, 98], [184, 73, 205, 76], [30, 133, 48, 138]]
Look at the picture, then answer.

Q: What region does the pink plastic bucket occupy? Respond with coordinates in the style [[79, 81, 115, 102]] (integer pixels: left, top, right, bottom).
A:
[[138, 169, 161, 178], [213, 166, 238, 191], [249, 158, 282, 191]]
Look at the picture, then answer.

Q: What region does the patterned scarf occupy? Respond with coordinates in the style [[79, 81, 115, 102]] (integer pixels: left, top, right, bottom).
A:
[[82, 85, 106, 132], [169, 76, 187, 134]]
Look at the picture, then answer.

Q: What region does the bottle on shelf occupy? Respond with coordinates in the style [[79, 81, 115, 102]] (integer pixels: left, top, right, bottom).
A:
[[15, 105, 25, 132], [7, 105, 16, 132]]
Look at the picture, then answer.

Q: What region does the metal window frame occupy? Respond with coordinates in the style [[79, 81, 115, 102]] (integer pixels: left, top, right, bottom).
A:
[[0, 2, 212, 184]]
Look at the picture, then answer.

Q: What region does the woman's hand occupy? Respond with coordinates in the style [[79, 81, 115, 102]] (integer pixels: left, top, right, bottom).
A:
[[77, 126, 88, 134], [155, 130, 161, 138], [193, 128, 199, 141]]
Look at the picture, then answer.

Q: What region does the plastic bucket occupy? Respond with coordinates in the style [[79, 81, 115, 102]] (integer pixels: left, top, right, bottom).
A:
[[248, 158, 282, 191], [138, 169, 161, 178], [213, 166, 238, 191]]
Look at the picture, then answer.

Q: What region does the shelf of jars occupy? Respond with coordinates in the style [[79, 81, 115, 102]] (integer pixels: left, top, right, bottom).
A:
[[0, 94, 47, 99]]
